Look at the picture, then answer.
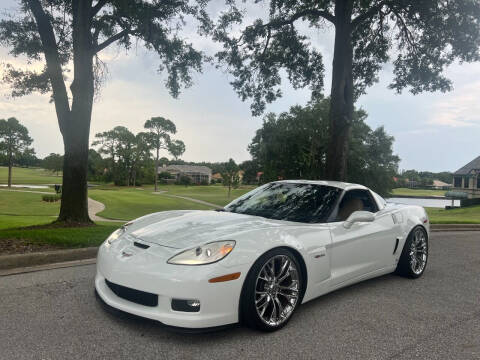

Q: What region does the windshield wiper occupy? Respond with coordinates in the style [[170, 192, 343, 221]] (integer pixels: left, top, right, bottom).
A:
[[215, 207, 226, 212]]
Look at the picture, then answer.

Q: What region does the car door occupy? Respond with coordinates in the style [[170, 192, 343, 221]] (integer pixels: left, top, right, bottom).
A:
[[328, 189, 396, 286]]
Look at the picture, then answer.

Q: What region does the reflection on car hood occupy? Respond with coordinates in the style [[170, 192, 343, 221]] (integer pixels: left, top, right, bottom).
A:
[[128, 210, 288, 249]]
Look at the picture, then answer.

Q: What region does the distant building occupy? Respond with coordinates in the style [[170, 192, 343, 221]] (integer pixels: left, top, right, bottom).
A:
[[432, 180, 452, 190], [452, 156, 480, 198], [212, 172, 222, 181], [160, 164, 212, 184]]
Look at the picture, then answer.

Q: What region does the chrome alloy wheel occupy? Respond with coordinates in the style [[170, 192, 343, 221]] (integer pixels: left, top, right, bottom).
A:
[[254, 255, 300, 327], [409, 228, 428, 275]]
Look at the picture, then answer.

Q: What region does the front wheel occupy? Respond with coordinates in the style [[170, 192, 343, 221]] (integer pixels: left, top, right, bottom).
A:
[[240, 248, 303, 332], [396, 226, 428, 278]]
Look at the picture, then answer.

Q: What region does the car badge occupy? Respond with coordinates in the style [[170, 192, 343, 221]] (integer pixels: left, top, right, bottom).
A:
[[121, 251, 133, 258]]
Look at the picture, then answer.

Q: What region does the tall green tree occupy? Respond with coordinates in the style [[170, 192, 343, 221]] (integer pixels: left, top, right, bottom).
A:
[[92, 129, 118, 173], [131, 132, 152, 187], [93, 126, 137, 185], [0, 0, 212, 223], [249, 98, 399, 195], [168, 139, 186, 161], [0, 117, 33, 187], [222, 158, 240, 198], [214, 0, 480, 181], [43, 153, 64, 176], [144, 117, 177, 192]]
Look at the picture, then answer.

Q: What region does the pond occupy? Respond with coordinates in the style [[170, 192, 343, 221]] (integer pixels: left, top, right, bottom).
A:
[[386, 197, 460, 208], [0, 184, 49, 189]]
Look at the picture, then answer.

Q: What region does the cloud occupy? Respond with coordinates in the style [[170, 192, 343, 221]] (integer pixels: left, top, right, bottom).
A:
[[428, 80, 480, 128]]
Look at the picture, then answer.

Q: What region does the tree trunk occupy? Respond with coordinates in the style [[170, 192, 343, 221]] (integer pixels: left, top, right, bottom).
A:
[[58, 118, 91, 223], [154, 147, 159, 192], [57, 0, 93, 224], [325, 0, 354, 181]]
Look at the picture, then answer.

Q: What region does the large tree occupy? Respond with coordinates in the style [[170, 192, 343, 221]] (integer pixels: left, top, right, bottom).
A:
[[143, 116, 177, 192], [249, 97, 399, 195], [0, 117, 34, 187], [0, 0, 211, 223], [214, 0, 480, 181]]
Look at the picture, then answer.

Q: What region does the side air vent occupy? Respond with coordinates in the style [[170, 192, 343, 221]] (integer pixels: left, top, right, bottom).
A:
[[393, 237, 400, 254]]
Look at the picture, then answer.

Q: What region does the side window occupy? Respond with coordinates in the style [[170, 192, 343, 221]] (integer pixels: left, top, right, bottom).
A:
[[336, 189, 378, 221]]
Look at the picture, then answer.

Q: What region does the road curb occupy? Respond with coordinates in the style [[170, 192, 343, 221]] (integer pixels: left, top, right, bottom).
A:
[[0, 225, 478, 273], [0, 246, 98, 271], [0, 258, 96, 276], [430, 224, 480, 232]]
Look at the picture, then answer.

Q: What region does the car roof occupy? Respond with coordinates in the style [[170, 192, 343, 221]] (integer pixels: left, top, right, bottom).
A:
[[274, 179, 368, 191]]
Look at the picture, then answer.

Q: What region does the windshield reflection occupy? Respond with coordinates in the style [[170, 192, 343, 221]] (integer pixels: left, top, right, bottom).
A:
[[225, 182, 341, 223]]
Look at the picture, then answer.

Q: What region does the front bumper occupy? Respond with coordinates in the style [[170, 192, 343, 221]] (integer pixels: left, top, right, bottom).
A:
[[95, 241, 247, 329]]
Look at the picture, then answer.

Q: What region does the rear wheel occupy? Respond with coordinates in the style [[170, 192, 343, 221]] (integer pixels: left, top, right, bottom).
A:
[[396, 226, 428, 278], [240, 248, 303, 331]]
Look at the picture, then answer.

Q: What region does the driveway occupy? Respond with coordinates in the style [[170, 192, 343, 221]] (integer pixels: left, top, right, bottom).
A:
[[0, 231, 479, 359]]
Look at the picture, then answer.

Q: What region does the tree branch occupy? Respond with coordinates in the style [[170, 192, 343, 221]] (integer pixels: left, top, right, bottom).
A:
[[352, 0, 390, 28], [94, 29, 129, 53], [262, 8, 336, 29], [26, 0, 70, 134], [91, 0, 109, 17], [391, 8, 418, 54]]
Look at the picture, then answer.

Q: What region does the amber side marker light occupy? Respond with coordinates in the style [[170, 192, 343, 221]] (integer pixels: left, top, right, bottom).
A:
[[208, 272, 241, 283]]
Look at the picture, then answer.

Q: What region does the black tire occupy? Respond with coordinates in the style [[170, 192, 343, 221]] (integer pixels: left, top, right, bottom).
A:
[[395, 226, 428, 278], [240, 248, 304, 332]]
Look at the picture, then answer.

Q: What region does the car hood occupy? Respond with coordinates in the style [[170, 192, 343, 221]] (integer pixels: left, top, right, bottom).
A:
[[127, 210, 289, 249]]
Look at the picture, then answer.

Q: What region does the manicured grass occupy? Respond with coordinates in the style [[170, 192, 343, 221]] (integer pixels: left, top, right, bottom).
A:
[[156, 184, 256, 206], [0, 222, 120, 248], [89, 187, 213, 220], [0, 215, 57, 230], [390, 188, 446, 197], [0, 190, 60, 216], [0, 166, 62, 185], [426, 205, 480, 224]]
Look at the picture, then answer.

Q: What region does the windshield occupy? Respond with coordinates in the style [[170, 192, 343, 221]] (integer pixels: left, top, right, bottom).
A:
[[224, 182, 342, 223]]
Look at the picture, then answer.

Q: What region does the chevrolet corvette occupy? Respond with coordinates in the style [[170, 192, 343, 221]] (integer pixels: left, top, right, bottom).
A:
[[95, 180, 429, 331]]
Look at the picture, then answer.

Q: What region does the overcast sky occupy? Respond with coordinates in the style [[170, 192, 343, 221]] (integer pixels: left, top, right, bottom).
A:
[[1, 1, 479, 173]]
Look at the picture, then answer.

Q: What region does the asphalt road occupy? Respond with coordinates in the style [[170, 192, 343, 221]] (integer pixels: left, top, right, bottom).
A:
[[1, 231, 479, 360]]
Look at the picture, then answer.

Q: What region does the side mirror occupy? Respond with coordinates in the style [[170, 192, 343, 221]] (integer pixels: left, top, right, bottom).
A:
[[343, 211, 375, 229]]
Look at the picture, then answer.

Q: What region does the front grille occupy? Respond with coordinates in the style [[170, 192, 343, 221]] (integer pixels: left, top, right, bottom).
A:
[[105, 279, 158, 307]]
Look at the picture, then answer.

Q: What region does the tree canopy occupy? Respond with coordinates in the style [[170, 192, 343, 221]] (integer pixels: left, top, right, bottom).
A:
[[249, 97, 400, 195], [0, 117, 34, 187], [214, 0, 480, 180], [0, 0, 212, 223]]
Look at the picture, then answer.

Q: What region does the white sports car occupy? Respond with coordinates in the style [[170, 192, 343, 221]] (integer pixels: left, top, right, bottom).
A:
[[95, 180, 429, 331]]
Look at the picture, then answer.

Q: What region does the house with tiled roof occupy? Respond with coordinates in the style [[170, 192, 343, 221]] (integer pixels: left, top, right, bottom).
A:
[[452, 156, 480, 199]]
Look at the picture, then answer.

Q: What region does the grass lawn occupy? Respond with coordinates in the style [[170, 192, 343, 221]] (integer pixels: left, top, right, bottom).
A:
[[0, 166, 62, 185], [0, 190, 120, 252], [390, 188, 446, 197], [156, 184, 256, 206], [0, 222, 120, 251], [0, 190, 60, 217], [89, 187, 214, 220], [426, 205, 480, 224]]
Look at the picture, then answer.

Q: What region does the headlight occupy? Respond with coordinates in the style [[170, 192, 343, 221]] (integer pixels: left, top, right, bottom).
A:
[[105, 221, 133, 245], [167, 241, 236, 265], [106, 228, 124, 245]]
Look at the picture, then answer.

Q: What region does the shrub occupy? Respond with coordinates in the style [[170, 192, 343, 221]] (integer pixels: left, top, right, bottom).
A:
[[200, 180, 209, 186], [176, 175, 192, 186], [42, 194, 61, 203]]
